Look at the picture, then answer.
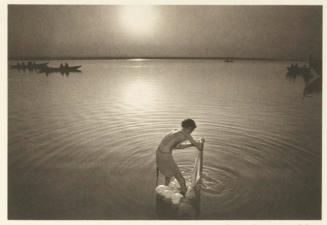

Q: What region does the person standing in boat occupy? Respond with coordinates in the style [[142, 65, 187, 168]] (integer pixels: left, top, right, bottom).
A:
[[156, 119, 204, 196]]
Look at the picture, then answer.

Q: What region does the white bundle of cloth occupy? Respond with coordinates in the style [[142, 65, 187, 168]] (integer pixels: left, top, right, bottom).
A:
[[155, 149, 202, 205], [155, 179, 185, 205]]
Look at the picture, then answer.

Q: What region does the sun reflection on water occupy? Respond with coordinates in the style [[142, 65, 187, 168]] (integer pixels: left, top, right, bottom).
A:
[[122, 78, 158, 110]]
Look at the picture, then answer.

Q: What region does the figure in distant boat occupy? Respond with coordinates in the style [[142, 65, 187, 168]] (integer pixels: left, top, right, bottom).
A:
[[156, 119, 204, 196], [37, 63, 82, 76]]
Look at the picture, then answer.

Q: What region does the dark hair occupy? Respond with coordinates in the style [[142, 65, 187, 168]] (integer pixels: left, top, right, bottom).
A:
[[181, 119, 197, 129]]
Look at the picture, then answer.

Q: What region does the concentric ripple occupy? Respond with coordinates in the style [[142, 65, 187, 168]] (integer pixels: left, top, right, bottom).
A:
[[8, 59, 321, 219], [201, 166, 240, 196]]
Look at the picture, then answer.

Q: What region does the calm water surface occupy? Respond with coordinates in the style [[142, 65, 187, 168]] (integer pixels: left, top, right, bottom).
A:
[[8, 59, 321, 219]]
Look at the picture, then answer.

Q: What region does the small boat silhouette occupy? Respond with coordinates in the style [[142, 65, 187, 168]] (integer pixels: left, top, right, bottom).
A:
[[38, 65, 82, 75], [286, 57, 322, 97], [37, 64, 82, 77]]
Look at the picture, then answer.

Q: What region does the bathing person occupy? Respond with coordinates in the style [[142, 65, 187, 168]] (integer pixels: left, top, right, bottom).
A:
[[156, 119, 204, 196]]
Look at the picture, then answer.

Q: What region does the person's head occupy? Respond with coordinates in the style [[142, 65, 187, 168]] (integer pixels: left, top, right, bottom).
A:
[[181, 118, 197, 134]]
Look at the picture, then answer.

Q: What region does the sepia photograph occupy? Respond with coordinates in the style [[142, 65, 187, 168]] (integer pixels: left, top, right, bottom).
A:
[[3, 1, 324, 222]]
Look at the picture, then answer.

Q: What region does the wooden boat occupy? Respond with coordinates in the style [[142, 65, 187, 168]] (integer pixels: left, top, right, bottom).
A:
[[286, 62, 321, 97], [38, 65, 82, 75], [303, 68, 322, 97], [39, 65, 81, 72], [60, 65, 82, 71]]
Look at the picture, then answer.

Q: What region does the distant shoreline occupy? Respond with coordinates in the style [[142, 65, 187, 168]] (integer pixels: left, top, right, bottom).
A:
[[8, 56, 306, 62]]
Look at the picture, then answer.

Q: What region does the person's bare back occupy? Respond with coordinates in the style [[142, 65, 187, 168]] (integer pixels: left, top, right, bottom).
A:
[[157, 129, 187, 153]]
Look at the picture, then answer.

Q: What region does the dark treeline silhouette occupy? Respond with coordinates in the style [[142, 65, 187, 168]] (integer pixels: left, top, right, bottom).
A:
[[10, 61, 82, 77], [10, 61, 49, 72]]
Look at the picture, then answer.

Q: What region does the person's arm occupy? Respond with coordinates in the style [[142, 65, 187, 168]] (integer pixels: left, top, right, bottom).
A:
[[185, 133, 204, 151], [174, 141, 193, 149]]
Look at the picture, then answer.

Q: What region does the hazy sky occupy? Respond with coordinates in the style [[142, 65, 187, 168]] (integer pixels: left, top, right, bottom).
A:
[[8, 5, 322, 59]]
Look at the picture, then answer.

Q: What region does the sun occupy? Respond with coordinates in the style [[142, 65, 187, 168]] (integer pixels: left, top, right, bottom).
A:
[[119, 6, 158, 37]]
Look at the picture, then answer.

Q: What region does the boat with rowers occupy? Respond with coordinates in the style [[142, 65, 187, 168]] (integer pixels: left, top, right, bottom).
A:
[[38, 64, 82, 75]]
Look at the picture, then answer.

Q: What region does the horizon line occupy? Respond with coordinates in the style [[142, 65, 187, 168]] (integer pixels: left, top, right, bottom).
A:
[[7, 56, 308, 61]]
